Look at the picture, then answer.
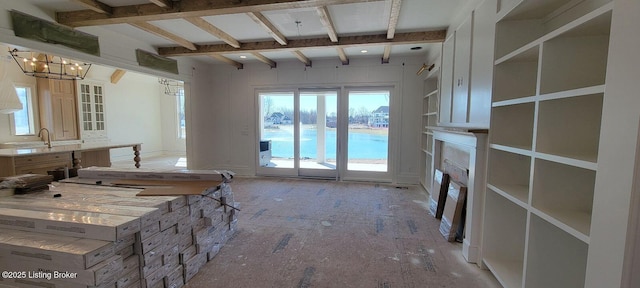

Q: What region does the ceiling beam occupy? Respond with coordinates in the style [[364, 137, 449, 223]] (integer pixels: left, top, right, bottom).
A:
[[70, 0, 112, 14], [58, 0, 385, 27], [387, 0, 402, 39], [185, 17, 241, 48], [130, 22, 197, 51], [110, 69, 126, 84], [246, 12, 288, 45], [209, 54, 244, 69], [292, 50, 312, 67], [158, 30, 446, 56], [382, 45, 391, 63], [251, 52, 277, 68], [148, 0, 171, 8], [336, 47, 349, 65], [316, 6, 338, 43]]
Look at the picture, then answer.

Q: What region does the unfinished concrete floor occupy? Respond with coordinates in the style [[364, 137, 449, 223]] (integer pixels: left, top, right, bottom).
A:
[[185, 177, 499, 288]]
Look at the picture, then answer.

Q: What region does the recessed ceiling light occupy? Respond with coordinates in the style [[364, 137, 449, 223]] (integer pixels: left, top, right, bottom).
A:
[[240, 55, 247, 59], [410, 46, 423, 50], [360, 49, 368, 53]]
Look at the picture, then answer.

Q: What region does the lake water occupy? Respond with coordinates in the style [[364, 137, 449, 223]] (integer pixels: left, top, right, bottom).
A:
[[263, 128, 388, 159]]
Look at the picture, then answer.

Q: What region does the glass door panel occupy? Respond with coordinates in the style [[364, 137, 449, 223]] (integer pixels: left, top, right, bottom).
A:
[[257, 92, 295, 175], [346, 90, 390, 175], [299, 90, 338, 178]]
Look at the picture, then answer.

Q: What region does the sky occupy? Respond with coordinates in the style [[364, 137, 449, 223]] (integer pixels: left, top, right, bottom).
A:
[[261, 91, 390, 115]]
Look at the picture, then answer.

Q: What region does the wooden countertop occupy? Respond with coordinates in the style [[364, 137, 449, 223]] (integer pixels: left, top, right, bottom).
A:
[[0, 142, 141, 157]]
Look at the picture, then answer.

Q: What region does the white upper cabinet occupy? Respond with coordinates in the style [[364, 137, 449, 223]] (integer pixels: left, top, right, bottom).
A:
[[439, 34, 455, 124], [439, 0, 495, 129], [451, 14, 473, 124]]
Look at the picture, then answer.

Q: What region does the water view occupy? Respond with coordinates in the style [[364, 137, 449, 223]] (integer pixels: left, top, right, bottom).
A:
[[263, 125, 388, 160]]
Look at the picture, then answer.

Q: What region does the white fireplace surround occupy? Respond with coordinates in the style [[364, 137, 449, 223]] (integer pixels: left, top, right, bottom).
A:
[[432, 129, 488, 263]]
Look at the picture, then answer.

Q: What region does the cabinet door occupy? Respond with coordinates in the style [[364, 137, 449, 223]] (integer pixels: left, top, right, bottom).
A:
[[468, 0, 495, 127], [77, 82, 107, 141], [451, 13, 473, 124], [439, 34, 455, 125], [61, 93, 78, 139], [50, 82, 78, 140]]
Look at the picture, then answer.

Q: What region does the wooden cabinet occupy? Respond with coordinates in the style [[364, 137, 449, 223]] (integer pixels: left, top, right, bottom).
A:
[[38, 78, 79, 141], [12, 152, 71, 175], [482, 1, 613, 287]]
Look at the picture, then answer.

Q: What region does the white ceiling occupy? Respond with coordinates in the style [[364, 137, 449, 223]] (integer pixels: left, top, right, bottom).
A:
[[19, 0, 465, 67]]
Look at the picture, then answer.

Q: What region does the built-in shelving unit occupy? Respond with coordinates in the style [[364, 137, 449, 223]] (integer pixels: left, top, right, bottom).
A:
[[483, 0, 612, 287], [420, 69, 440, 194]]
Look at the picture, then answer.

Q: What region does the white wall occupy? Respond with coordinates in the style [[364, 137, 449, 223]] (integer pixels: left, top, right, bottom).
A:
[[188, 57, 424, 183], [79, 65, 186, 161]]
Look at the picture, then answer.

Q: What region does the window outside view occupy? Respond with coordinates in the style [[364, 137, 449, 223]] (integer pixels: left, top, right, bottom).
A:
[[13, 86, 34, 135]]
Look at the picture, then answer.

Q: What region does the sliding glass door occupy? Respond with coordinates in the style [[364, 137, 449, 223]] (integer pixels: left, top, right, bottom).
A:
[[257, 87, 392, 181], [340, 88, 392, 181], [257, 89, 338, 178]]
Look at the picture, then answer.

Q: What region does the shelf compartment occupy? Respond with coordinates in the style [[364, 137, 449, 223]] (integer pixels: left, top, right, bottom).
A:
[[487, 148, 531, 204], [525, 215, 588, 288], [483, 189, 527, 288], [493, 46, 539, 102], [535, 93, 603, 162], [428, 95, 438, 113], [427, 114, 438, 127], [539, 11, 612, 94], [496, 0, 611, 59], [490, 102, 535, 150], [531, 158, 594, 236]]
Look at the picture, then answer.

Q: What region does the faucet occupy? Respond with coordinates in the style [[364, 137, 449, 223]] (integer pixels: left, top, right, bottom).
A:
[[38, 128, 52, 148]]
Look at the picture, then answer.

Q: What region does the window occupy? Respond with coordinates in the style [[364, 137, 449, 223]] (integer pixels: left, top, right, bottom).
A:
[[177, 86, 186, 139], [11, 85, 35, 135]]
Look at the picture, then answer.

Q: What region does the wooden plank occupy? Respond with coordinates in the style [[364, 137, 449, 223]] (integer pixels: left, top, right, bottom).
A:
[[131, 22, 197, 51], [71, 0, 112, 14], [382, 45, 391, 63], [148, 0, 171, 8], [185, 17, 241, 48], [292, 50, 311, 66], [429, 169, 450, 219], [336, 47, 349, 65], [209, 54, 244, 69], [110, 179, 223, 196], [316, 6, 338, 42], [251, 52, 277, 68], [57, 0, 385, 27], [158, 30, 447, 56], [246, 11, 288, 45], [386, 0, 402, 39], [110, 69, 126, 84]]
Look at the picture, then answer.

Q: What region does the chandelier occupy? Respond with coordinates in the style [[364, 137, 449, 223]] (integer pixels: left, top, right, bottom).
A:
[[9, 48, 92, 80], [158, 78, 183, 96]]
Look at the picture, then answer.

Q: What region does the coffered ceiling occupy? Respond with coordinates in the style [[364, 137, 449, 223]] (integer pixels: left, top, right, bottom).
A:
[[20, 0, 465, 68]]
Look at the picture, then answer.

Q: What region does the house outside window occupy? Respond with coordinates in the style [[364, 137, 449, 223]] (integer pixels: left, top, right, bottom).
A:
[[368, 106, 389, 128]]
